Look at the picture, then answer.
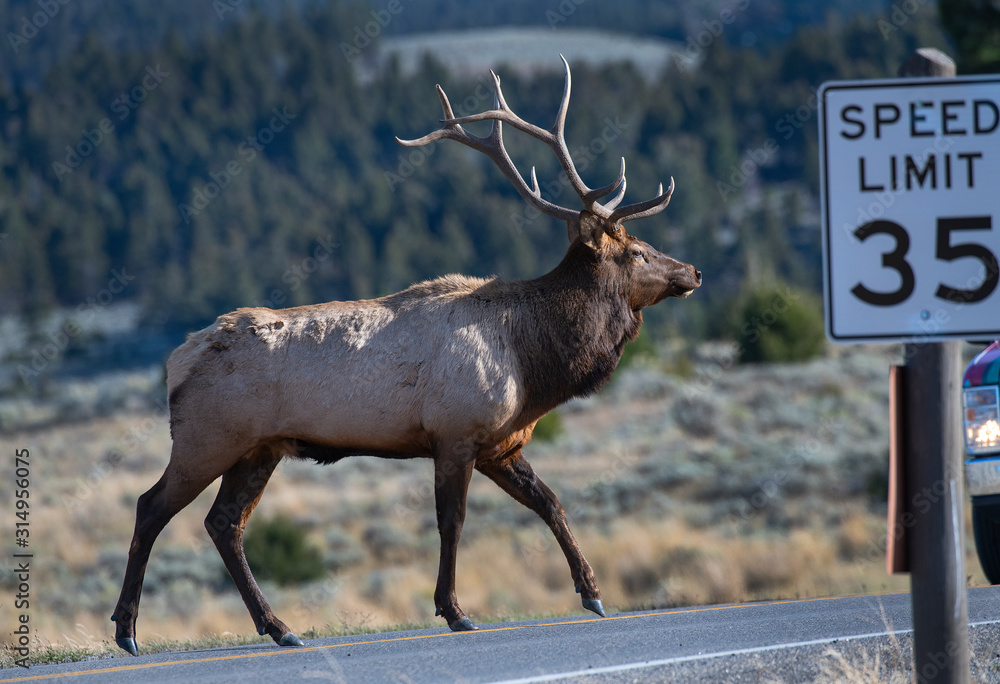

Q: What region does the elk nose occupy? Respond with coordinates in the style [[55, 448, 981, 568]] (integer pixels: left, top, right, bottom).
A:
[[694, 269, 702, 283]]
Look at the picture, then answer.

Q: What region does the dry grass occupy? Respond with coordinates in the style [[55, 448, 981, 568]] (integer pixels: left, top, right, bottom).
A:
[[814, 645, 911, 684], [812, 605, 910, 684]]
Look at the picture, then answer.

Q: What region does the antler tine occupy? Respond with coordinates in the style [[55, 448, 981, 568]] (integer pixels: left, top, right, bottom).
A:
[[547, 54, 614, 216], [549, 55, 619, 209], [400, 60, 671, 228], [442, 73, 551, 145], [486, 104, 583, 221], [399, 80, 579, 222], [583, 157, 626, 205], [441, 58, 618, 219], [608, 176, 676, 225], [489, 70, 513, 117], [436, 83, 457, 121], [530, 166, 541, 194], [395, 85, 458, 147], [603, 170, 628, 211], [551, 54, 572, 140]]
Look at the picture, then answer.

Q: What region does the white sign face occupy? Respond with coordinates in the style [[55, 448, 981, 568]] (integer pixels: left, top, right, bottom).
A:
[[819, 76, 1000, 343]]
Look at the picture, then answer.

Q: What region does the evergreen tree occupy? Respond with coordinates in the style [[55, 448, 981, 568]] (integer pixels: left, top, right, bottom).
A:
[[939, 0, 1000, 73]]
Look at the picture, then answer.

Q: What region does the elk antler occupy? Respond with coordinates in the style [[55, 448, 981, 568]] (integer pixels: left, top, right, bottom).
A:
[[396, 55, 674, 230]]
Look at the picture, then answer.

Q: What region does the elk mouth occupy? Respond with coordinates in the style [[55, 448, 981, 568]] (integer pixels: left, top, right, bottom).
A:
[[663, 279, 701, 300], [644, 284, 692, 308]]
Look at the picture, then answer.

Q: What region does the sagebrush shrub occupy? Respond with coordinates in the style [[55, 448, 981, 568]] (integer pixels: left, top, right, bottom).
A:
[[244, 515, 325, 585], [725, 282, 825, 363]]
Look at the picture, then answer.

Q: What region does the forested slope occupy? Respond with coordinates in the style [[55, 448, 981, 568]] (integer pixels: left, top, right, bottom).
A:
[[0, 1, 950, 341]]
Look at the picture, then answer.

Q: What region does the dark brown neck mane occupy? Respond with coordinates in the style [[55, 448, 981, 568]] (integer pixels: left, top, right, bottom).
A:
[[504, 241, 640, 424]]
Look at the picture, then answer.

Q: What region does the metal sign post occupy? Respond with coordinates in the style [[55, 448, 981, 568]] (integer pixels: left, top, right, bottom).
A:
[[904, 339, 967, 683], [900, 49, 968, 684]]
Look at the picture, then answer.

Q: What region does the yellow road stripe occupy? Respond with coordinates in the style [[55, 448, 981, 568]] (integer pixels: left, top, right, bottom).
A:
[[1, 594, 890, 682]]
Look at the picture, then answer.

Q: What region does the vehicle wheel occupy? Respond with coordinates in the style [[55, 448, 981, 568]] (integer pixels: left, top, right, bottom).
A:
[[972, 500, 1000, 585]]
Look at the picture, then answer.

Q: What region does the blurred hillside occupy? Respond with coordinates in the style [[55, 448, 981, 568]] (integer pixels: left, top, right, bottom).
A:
[[0, 0, 962, 391]]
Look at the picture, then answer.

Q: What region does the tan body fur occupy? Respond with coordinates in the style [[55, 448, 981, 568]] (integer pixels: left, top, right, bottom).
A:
[[167, 274, 527, 474]]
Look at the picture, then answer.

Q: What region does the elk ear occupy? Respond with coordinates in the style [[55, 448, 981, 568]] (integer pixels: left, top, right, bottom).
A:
[[568, 211, 609, 250]]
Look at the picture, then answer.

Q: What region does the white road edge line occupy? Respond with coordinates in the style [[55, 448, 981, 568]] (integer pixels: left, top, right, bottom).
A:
[[485, 619, 1000, 684]]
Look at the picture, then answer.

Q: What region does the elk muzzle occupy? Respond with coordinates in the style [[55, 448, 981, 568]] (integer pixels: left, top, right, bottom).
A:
[[673, 264, 702, 298]]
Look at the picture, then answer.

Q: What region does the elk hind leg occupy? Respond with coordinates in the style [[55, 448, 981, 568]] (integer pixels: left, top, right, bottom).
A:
[[476, 450, 606, 618], [204, 445, 302, 646]]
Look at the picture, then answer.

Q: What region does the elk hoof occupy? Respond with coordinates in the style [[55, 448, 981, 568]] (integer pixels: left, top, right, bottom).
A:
[[582, 598, 606, 618], [449, 617, 479, 632], [116, 637, 139, 656], [278, 632, 304, 647]]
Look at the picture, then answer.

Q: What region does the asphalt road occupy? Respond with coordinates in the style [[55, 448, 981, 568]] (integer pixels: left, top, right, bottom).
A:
[[5, 588, 1000, 683]]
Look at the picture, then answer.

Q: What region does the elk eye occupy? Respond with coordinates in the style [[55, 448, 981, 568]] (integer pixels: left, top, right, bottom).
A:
[[631, 248, 645, 260]]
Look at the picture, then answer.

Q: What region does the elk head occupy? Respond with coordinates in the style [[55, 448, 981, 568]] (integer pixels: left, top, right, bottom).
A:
[[397, 55, 702, 306]]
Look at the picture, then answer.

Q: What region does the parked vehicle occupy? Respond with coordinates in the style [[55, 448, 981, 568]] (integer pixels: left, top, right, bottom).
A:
[[963, 342, 1000, 583]]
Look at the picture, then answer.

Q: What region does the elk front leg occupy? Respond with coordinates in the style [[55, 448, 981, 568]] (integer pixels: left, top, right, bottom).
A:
[[432, 453, 477, 631], [476, 450, 605, 618]]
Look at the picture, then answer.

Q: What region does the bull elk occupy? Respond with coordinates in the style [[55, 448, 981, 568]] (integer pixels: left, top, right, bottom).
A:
[[112, 56, 701, 655]]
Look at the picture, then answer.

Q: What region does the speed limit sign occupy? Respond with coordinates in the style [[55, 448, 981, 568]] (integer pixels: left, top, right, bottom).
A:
[[819, 76, 1000, 342]]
